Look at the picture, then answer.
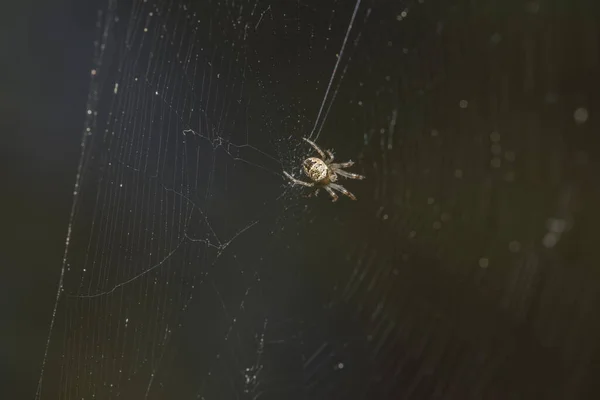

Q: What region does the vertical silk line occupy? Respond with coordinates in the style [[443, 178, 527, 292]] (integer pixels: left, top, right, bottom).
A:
[[34, 2, 116, 397], [309, 0, 362, 141]]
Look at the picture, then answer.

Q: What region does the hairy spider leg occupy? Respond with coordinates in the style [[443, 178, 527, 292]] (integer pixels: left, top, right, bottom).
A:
[[333, 169, 365, 180], [302, 137, 327, 160], [324, 186, 339, 202], [326, 149, 335, 162], [283, 171, 314, 187], [330, 160, 354, 168], [330, 183, 357, 200]]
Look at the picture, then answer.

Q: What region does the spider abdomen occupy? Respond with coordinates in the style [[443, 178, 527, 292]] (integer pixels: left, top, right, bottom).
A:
[[303, 157, 329, 182]]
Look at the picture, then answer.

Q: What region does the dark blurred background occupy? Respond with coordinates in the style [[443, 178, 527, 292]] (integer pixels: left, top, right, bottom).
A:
[[2, 0, 100, 398], [3, 0, 600, 399]]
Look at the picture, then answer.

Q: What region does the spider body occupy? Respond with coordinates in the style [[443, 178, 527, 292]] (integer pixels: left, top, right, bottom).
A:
[[284, 138, 365, 202], [303, 157, 333, 183]]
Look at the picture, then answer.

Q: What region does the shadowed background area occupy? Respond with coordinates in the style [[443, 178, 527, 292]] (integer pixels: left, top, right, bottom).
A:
[[3, 0, 600, 399]]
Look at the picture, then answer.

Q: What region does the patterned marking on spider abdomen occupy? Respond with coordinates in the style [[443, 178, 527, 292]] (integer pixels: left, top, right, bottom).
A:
[[303, 157, 328, 182]]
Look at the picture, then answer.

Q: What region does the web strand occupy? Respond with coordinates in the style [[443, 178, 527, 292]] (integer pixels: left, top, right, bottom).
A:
[[309, 0, 362, 142]]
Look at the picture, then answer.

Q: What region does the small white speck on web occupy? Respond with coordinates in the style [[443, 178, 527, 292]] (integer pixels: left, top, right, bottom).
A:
[[526, 1, 540, 14], [509, 240, 521, 252], [573, 107, 588, 124], [459, 99, 468, 108], [541, 218, 569, 248], [546, 218, 567, 233], [543, 232, 559, 248], [479, 257, 489, 268], [113, 83, 119, 94]]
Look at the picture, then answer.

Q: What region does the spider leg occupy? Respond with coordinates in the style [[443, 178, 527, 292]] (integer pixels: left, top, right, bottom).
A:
[[332, 168, 365, 180], [324, 186, 339, 202], [302, 137, 327, 160], [326, 149, 335, 163], [330, 160, 354, 168], [283, 171, 314, 187], [330, 183, 357, 200]]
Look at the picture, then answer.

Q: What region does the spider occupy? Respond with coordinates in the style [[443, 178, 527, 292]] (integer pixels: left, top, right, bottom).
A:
[[283, 137, 365, 202]]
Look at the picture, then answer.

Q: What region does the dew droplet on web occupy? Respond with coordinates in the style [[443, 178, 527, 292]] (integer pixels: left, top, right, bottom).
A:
[[546, 218, 567, 233], [543, 232, 559, 248], [490, 32, 502, 44], [509, 241, 521, 253], [573, 107, 588, 124]]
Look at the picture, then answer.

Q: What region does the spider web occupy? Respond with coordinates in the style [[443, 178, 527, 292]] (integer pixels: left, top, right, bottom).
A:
[[36, 0, 600, 399]]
